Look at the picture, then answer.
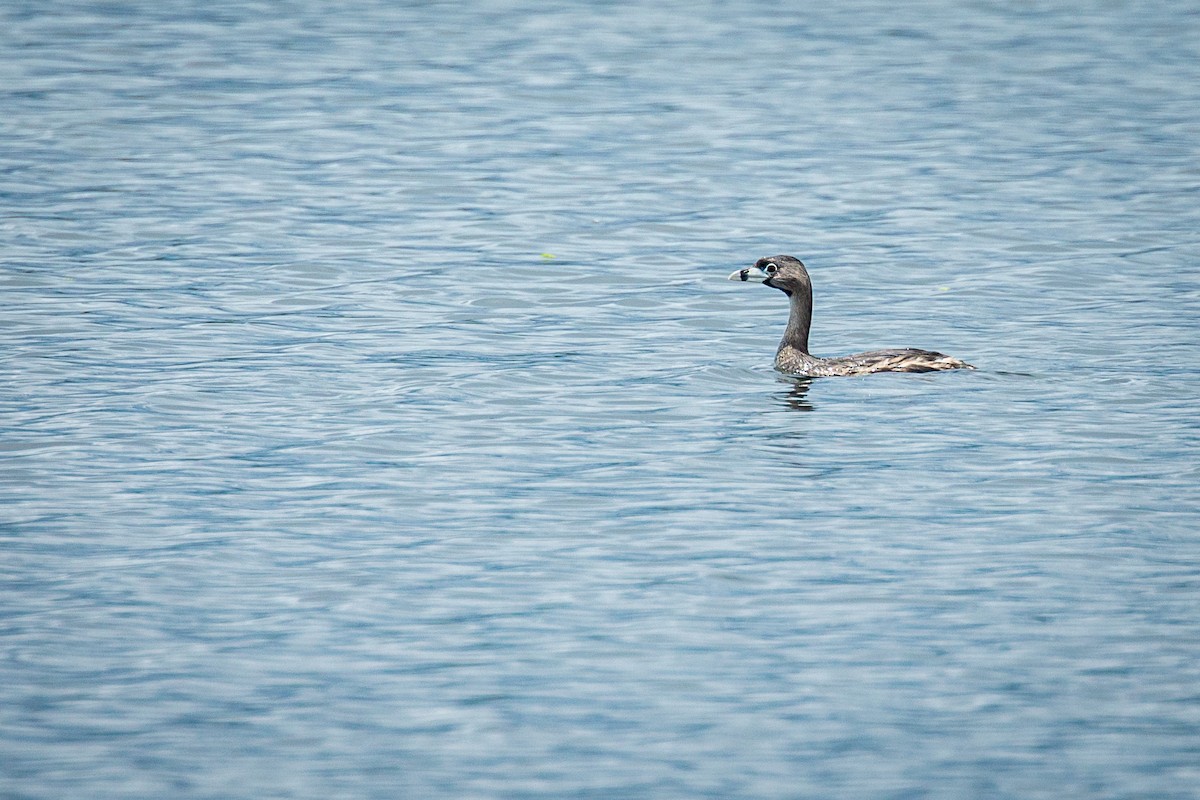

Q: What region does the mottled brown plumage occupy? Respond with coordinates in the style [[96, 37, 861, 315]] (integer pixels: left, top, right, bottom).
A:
[[728, 255, 974, 378]]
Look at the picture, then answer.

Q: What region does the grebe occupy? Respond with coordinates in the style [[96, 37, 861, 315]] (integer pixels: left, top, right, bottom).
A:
[[729, 255, 974, 377]]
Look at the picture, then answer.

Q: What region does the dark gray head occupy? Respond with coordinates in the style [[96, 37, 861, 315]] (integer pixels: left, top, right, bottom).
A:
[[727, 255, 811, 298], [728, 254, 815, 354]]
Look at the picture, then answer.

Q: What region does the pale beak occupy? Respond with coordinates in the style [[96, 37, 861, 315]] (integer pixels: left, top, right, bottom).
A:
[[728, 266, 768, 283]]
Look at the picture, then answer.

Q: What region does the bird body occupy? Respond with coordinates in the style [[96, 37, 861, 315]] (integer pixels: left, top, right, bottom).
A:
[[729, 255, 974, 378]]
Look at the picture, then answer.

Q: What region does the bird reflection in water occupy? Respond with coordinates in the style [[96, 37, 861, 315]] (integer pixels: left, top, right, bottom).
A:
[[776, 377, 815, 412]]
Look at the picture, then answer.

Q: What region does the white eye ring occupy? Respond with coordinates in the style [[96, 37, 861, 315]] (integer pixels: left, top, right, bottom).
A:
[[765, 263, 778, 274]]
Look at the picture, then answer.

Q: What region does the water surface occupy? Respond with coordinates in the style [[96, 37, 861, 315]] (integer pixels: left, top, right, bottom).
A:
[[3, 1, 1200, 798]]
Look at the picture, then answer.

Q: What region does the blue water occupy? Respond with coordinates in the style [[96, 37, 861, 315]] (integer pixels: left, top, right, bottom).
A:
[[3, 1, 1200, 797]]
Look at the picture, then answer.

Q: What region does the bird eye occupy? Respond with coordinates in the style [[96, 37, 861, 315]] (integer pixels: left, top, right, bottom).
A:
[[765, 263, 778, 275]]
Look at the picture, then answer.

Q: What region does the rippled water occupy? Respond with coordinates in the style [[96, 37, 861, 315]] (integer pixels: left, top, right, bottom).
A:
[[4, 1, 1200, 797]]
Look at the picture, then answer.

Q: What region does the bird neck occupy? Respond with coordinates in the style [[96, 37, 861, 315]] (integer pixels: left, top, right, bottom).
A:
[[781, 291, 812, 354]]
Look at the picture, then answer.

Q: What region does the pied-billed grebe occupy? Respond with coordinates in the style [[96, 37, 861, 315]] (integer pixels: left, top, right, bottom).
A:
[[729, 255, 974, 377]]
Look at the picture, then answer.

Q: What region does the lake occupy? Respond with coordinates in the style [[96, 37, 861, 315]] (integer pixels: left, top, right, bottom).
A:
[[2, 1, 1199, 797]]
